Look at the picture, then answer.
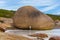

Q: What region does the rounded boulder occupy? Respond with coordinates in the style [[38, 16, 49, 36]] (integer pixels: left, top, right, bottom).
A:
[[13, 6, 55, 30]]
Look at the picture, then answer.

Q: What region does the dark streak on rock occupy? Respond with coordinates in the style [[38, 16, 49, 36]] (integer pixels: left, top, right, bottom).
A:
[[28, 11, 40, 18]]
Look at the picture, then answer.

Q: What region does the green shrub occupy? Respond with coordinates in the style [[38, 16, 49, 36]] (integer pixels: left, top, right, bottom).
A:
[[47, 14, 60, 20], [0, 9, 14, 18]]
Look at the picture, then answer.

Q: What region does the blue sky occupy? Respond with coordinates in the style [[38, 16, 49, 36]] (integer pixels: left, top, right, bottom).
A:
[[0, 0, 60, 15]]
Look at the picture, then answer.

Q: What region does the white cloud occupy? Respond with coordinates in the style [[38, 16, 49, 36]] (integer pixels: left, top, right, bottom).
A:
[[0, 1, 6, 6], [41, 4, 59, 12], [18, 0, 54, 6], [0, 1, 6, 4], [17, 0, 59, 12]]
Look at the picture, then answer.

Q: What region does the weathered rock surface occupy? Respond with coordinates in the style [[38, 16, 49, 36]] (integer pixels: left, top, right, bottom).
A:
[[0, 32, 32, 40], [0, 23, 12, 31], [0, 17, 13, 31], [55, 20, 60, 27], [49, 36, 60, 40], [29, 33, 48, 38], [0, 17, 13, 24], [13, 6, 55, 30]]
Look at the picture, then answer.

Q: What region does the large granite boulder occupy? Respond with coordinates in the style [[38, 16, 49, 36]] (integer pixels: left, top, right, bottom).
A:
[[13, 6, 55, 30]]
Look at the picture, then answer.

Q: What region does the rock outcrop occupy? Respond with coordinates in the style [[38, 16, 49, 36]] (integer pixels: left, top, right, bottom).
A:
[[0, 32, 32, 40], [55, 20, 60, 27], [0, 17, 13, 24], [0, 17, 13, 31], [13, 6, 55, 30]]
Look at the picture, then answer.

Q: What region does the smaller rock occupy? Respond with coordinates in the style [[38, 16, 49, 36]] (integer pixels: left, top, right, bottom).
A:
[[0, 23, 12, 32], [55, 20, 60, 27], [49, 36, 60, 40], [29, 33, 48, 38], [0, 17, 13, 24], [0, 17, 13, 32]]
